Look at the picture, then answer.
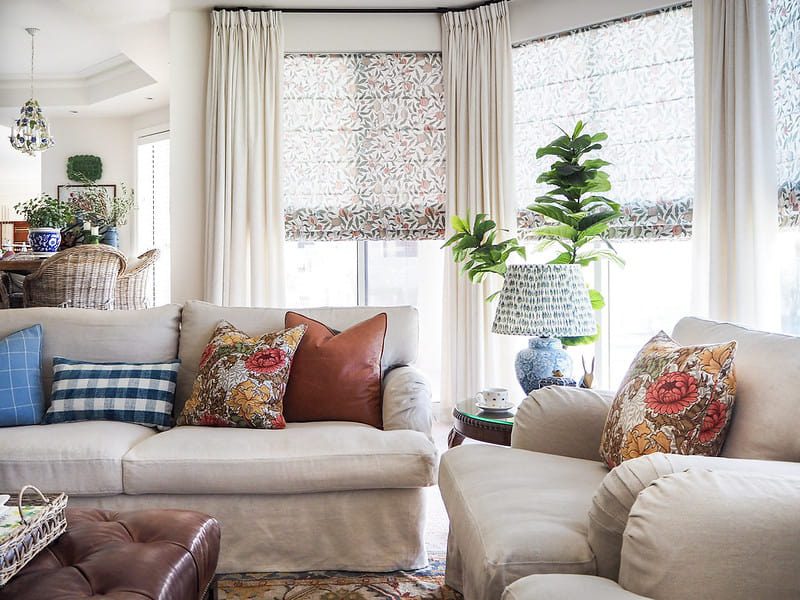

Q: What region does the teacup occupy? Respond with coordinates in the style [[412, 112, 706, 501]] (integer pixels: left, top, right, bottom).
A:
[[476, 387, 510, 408]]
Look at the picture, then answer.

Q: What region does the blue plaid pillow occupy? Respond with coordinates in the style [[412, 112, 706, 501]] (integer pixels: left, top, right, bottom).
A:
[[44, 358, 180, 429], [0, 325, 44, 427]]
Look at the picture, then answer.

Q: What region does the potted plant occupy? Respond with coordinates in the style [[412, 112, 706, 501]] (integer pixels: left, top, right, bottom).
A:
[[14, 195, 73, 253], [67, 183, 135, 248]]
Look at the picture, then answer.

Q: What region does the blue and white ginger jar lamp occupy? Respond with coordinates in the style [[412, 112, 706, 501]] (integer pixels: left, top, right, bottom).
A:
[[492, 264, 597, 394]]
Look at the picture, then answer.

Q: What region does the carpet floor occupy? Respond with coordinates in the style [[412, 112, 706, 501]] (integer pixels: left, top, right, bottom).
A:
[[216, 553, 462, 599]]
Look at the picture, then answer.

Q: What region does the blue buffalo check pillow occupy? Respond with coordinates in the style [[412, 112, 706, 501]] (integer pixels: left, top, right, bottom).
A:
[[44, 358, 180, 430], [0, 325, 44, 427]]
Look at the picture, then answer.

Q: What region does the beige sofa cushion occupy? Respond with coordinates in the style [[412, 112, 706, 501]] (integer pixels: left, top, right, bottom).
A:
[[0, 305, 181, 405], [0, 421, 156, 496], [672, 316, 800, 461], [177, 301, 419, 414], [503, 574, 647, 600], [439, 445, 608, 600], [123, 421, 437, 494]]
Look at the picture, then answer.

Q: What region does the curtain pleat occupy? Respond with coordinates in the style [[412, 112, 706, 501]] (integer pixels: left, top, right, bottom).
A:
[[205, 9, 286, 306], [692, 0, 780, 329], [440, 1, 518, 418]]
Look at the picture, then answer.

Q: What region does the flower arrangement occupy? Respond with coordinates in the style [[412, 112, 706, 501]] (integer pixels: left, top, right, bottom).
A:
[[14, 194, 73, 229], [67, 183, 135, 228]]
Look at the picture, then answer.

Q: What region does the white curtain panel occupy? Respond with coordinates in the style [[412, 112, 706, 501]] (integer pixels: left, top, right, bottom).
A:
[[692, 0, 780, 329], [205, 10, 286, 307], [440, 1, 518, 418]]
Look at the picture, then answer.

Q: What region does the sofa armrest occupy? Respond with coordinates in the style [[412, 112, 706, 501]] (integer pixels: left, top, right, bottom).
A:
[[510, 386, 614, 460], [502, 574, 648, 600], [589, 453, 800, 580], [382, 365, 433, 439], [619, 469, 800, 600]]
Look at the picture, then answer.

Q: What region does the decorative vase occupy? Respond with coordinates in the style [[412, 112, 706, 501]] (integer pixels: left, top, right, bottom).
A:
[[103, 227, 119, 248], [514, 336, 573, 394], [28, 227, 61, 254]]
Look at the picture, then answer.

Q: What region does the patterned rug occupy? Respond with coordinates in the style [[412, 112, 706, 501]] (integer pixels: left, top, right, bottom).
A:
[[215, 554, 462, 599]]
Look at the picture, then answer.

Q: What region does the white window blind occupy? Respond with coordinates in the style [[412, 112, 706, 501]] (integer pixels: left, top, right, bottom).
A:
[[513, 4, 694, 240], [136, 133, 170, 306], [282, 53, 446, 241]]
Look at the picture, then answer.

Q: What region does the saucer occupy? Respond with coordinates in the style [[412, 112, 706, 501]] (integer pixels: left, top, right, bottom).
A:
[[476, 402, 514, 413]]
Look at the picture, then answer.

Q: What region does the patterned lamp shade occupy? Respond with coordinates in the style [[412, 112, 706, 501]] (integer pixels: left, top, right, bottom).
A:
[[9, 99, 54, 156], [492, 264, 597, 337]]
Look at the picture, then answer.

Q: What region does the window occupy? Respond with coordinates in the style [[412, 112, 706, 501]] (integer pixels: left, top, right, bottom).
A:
[[136, 133, 170, 306], [282, 53, 446, 401], [512, 5, 695, 388], [771, 0, 800, 333]]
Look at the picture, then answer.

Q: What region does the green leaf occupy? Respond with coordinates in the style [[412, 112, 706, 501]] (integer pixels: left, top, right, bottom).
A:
[[577, 210, 620, 232], [527, 204, 577, 227], [588, 288, 605, 310], [572, 120, 585, 138], [535, 146, 573, 160], [549, 251, 574, 264], [451, 214, 469, 233], [531, 224, 579, 240], [590, 132, 608, 143]]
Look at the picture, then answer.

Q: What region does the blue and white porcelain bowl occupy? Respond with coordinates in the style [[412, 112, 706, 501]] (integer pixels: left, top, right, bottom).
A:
[[28, 227, 61, 254]]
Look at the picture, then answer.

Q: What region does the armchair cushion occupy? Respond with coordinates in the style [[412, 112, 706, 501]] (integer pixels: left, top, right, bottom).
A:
[[599, 332, 737, 468], [283, 311, 387, 428], [588, 452, 800, 580], [620, 469, 800, 600], [503, 574, 647, 600], [511, 386, 613, 461], [439, 445, 607, 599]]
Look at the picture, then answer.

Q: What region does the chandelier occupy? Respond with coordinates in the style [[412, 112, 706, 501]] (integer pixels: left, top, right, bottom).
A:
[[9, 27, 54, 156]]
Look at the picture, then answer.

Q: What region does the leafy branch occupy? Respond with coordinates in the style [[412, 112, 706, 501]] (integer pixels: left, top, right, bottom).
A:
[[442, 213, 526, 301]]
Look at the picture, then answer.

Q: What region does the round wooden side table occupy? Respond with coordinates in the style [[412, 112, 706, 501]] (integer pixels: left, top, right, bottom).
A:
[[448, 396, 516, 448]]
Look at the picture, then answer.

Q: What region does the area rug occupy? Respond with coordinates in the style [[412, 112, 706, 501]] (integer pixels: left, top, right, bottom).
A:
[[215, 553, 462, 599]]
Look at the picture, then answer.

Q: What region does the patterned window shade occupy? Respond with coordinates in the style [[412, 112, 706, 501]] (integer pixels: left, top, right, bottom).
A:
[[282, 53, 446, 241], [513, 4, 694, 241], [770, 0, 800, 229]]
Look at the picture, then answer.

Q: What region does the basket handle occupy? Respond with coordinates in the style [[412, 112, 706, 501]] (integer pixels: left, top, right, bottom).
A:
[[17, 485, 50, 525]]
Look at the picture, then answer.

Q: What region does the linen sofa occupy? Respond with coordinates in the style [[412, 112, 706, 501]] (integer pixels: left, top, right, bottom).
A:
[[439, 317, 800, 599], [502, 469, 800, 600], [0, 300, 438, 573]]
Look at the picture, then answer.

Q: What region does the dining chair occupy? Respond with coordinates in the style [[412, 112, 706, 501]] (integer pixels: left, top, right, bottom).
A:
[[115, 248, 161, 310], [0, 273, 9, 309], [23, 245, 127, 309]]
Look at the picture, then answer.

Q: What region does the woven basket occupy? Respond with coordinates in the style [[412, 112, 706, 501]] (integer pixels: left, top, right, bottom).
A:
[[0, 486, 68, 586]]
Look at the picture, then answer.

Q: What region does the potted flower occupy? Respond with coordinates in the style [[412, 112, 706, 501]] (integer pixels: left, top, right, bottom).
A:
[[66, 183, 135, 248], [14, 195, 73, 253]]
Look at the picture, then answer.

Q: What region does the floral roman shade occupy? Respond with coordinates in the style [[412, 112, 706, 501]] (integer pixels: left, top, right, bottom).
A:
[[513, 4, 694, 241], [770, 0, 800, 229], [282, 53, 446, 241]]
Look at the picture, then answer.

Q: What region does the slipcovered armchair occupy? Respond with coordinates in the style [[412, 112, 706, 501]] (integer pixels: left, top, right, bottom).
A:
[[503, 469, 800, 600], [439, 317, 800, 599]]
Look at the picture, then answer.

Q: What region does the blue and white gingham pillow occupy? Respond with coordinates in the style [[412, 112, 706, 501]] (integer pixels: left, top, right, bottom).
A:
[[0, 325, 44, 427], [44, 358, 180, 429]]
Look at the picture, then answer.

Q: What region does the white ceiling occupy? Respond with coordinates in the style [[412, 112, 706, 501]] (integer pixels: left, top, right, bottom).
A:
[[0, 0, 480, 120]]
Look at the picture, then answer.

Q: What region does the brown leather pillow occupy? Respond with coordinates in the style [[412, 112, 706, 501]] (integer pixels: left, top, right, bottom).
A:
[[283, 311, 387, 428]]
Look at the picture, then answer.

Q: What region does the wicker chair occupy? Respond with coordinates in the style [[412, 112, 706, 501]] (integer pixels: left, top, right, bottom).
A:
[[0, 273, 9, 309], [23, 245, 127, 309], [115, 248, 161, 310]]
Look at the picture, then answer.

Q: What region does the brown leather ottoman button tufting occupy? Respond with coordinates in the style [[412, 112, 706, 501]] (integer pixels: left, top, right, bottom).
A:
[[0, 508, 221, 600]]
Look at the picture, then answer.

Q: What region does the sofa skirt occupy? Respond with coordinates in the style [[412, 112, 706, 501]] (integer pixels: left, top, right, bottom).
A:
[[69, 487, 428, 573]]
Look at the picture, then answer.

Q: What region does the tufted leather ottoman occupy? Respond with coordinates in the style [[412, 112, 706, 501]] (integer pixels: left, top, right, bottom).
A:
[[0, 508, 220, 600]]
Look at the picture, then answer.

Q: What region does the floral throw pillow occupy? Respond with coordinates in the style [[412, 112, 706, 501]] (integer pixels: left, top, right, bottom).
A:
[[599, 332, 737, 468], [177, 321, 306, 429]]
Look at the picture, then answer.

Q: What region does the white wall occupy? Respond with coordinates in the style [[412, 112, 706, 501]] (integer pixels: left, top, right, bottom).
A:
[[40, 116, 135, 255], [0, 125, 40, 219], [509, 0, 683, 42]]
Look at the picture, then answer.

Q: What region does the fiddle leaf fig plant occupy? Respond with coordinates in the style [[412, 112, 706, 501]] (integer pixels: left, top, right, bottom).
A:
[[528, 120, 624, 346], [442, 213, 526, 301]]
